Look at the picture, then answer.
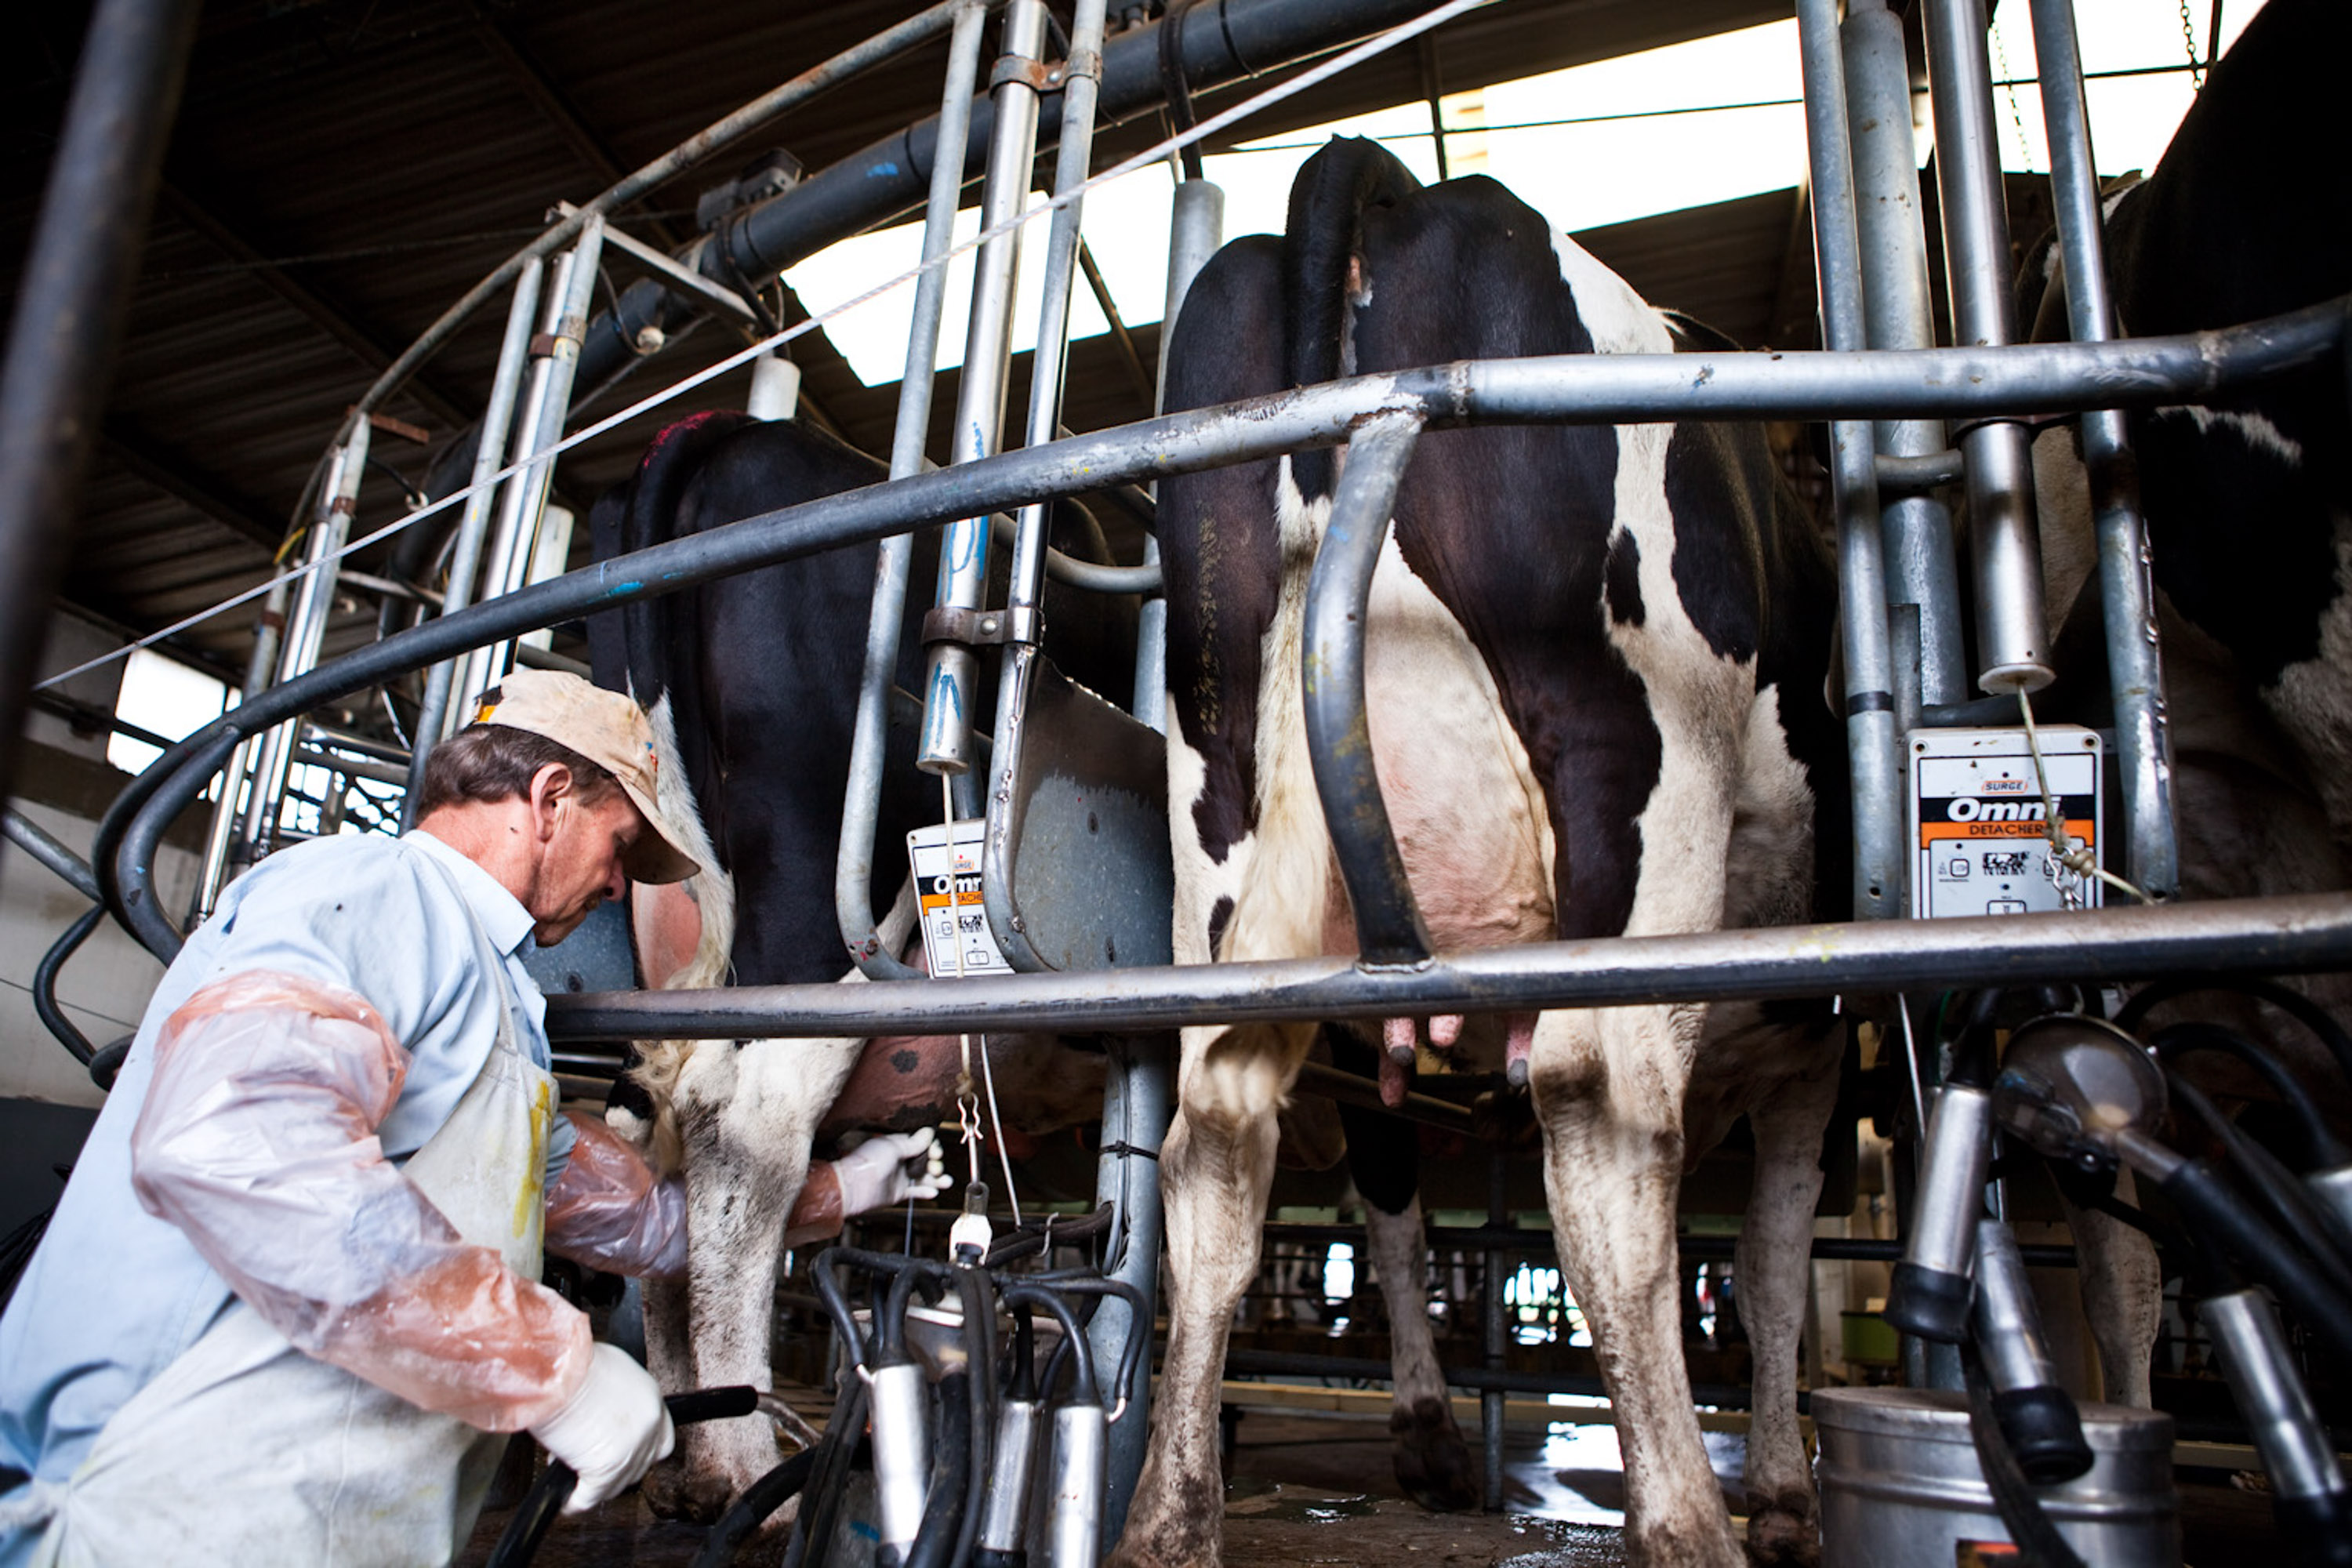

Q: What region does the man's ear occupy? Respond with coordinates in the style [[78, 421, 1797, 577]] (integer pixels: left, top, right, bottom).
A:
[[528, 762, 575, 842]]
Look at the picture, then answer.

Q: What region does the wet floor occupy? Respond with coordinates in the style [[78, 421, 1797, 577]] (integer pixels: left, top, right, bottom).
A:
[[462, 1399, 2274, 1566]]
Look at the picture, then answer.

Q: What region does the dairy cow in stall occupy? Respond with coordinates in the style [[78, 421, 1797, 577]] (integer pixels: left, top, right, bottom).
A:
[[582, 414, 1124, 1518], [1112, 139, 1850, 1568], [2019, 0, 2352, 1405]]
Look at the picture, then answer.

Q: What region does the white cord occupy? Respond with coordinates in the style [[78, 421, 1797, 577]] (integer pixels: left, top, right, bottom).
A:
[[938, 772, 1022, 1225], [41, 0, 1492, 697], [2016, 688, 2149, 906]]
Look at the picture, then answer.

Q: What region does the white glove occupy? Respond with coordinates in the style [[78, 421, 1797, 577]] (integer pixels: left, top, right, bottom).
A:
[[833, 1128, 953, 1217], [528, 1343, 675, 1512]]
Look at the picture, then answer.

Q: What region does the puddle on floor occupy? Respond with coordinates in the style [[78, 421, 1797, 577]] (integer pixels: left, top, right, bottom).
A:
[[1225, 1475, 1382, 1522]]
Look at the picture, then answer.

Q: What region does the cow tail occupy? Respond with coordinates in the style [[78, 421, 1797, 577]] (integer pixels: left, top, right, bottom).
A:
[[1280, 136, 1421, 502]]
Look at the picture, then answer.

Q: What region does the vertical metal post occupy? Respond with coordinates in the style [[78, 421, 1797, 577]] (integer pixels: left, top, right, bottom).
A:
[[1797, 0, 1906, 921], [916, 0, 1052, 777], [1481, 1152, 1507, 1513], [241, 423, 370, 858], [1134, 177, 1227, 731], [1003, 0, 1111, 622], [1924, 0, 2054, 695], [0, 0, 201, 814], [837, 0, 990, 979], [196, 572, 296, 916], [2027, 0, 2178, 899], [1087, 1033, 1172, 1541], [450, 216, 606, 727], [404, 256, 546, 817], [1843, 0, 1968, 710]]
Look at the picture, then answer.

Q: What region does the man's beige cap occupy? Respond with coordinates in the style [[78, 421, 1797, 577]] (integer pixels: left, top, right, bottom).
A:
[[470, 670, 701, 884]]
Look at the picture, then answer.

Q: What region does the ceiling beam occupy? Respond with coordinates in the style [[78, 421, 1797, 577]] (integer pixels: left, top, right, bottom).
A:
[[456, 0, 687, 252], [156, 180, 477, 430], [52, 594, 249, 688], [100, 422, 286, 554]]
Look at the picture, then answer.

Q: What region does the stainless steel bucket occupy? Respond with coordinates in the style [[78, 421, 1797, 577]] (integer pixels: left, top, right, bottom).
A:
[[1814, 1387, 2180, 1567]]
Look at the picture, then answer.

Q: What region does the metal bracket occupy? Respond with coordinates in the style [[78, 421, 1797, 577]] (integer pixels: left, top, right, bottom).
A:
[[922, 604, 1040, 648], [554, 201, 758, 324], [991, 53, 1058, 90]]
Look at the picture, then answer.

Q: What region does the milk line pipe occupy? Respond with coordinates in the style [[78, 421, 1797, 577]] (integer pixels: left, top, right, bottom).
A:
[[1842, 0, 1968, 710], [1796, 0, 1905, 923], [89, 298, 2350, 958], [2, 809, 101, 902], [837, 0, 993, 982], [1926, 0, 2055, 694], [405, 258, 547, 818], [2027, 0, 2180, 900], [1303, 412, 1436, 968], [917, 0, 1052, 779], [194, 566, 299, 919], [532, 892, 2352, 1044]]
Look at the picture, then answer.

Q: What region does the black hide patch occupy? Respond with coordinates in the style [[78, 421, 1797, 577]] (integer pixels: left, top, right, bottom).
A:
[[1604, 531, 1645, 627]]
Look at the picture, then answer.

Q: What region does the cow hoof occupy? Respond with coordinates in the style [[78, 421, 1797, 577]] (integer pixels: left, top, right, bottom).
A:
[[1391, 1396, 1479, 1512], [1743, 1489, 1820, 1567], [641, 1455, 735, 1524]]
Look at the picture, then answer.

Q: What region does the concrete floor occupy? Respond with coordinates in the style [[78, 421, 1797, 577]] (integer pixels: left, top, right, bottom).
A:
[[459, 1399, 2277, 1567]]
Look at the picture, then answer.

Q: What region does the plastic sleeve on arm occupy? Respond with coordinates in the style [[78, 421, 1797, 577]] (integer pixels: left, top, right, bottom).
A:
[[782, 1163, 846, 1250], [129, 971, 592, 1433], [544, 1112, 688, 1279]]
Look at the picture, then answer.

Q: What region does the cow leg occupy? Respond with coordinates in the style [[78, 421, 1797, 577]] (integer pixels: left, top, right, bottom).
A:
[[1733, 1048, 1839, 1566], [662, 1035, 864, 1522], [1110, 1019, 1312, 1568], [1534, 1005, 1741, 1568], [1332, 1029, 1476, 1512], [2060, 1167, 2160, 1406]]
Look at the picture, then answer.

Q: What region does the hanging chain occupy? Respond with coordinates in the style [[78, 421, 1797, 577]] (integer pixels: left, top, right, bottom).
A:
[[2178, 0, 2206, 91], [1991, 20, 2034, 174]]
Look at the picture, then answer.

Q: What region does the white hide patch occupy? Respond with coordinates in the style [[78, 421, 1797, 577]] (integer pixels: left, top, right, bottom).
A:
[[1722, 684, 1817, 933], [1551, 235, 1674, 355], [2151, 405, 2307, 467], [1601, 423, 1753, 944]]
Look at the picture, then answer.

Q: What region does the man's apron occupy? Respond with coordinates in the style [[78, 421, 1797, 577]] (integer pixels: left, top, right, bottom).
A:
[[12, 896, 552, 1568]]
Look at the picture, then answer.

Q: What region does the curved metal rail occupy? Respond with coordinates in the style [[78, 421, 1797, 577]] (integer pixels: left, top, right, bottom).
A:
[[88, 296, 2351, 964]]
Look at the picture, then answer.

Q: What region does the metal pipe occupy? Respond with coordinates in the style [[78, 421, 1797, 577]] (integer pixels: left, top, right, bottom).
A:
[[870, 1359, 933, 1564], [294, 746, 411, 789], [2027, 0, 2179, 900], [1045, 1399, 1109, 1568], [2198, 1289, 2351, 1517], [352, 0, 976, 420], [580, 0, 1466, 392], [1797, 0, 1906, 923], [1005, 0, 1111, 622], [1973, 1218, 2092, 1483], [455, 219, 607, 724], [918, 0, 1052, 777], [196, 579, 294, 918], [406, 257, 546, 816], [1924, 0, 2054, 694], [241, 425, 370, 859], [838, 0, 991, 981], [1302, 412, 1432, 967], [0, 0, 201, 813], [94, 301, 2352, 957], [3, 808, 100, 902], [1843, 0, 1968, 710], [1087, 1034, 1171, 1540]]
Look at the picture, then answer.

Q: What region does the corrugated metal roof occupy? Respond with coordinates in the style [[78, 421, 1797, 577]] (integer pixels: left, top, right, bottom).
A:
[[3, 0, 1814, 708]]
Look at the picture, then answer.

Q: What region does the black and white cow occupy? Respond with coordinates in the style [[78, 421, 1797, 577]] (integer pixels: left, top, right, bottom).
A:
[[2021, 0, 2352, 1404], [585, 413, 1127, 1516], [1112, 139, 1848, 1568]]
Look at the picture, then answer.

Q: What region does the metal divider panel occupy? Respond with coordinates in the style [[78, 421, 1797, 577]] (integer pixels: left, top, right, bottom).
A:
[[992, 652, 1173, 972]]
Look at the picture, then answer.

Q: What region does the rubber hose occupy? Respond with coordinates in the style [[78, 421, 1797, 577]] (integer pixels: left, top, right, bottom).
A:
[[690, 1446, 821, 1568], [2154, 1021, 2349, 1169], [902, 1370, 972, 1568], [2166, 1071, 2352, 1300], [2118, 976, 2352, 1094], [31, 905, 104, 1065], [2164, 1158, 2352, 1370], [487, 1386, 764, 1568], [949, 1266, 996, 1568], [786, 1374, 869, 1568], [1961, 1342, 2089, 1568]]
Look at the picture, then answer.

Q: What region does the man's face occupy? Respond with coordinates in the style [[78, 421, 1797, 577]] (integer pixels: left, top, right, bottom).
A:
[[529, 788, 643, 946]]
